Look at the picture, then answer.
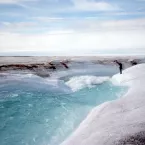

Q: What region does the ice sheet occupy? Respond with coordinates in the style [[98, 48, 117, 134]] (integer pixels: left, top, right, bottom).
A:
[[61, 64, 145, 145]]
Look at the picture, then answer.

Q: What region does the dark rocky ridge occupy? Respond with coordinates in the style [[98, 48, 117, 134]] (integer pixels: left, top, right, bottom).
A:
[[0, 56, 144, 78], [0, 60, 69, 77]]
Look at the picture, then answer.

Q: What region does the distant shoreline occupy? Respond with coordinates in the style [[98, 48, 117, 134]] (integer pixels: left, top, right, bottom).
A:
[[0, 56, 144, 78], [0, 55, 144, 64]]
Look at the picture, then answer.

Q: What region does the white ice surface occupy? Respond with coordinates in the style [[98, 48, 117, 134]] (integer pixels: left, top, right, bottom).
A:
[[65, 76, 109, 92], [61, 64, 145, 145]]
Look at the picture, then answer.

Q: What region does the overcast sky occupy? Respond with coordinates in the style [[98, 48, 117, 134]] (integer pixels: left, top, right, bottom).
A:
[[0, 0, 145, 55]]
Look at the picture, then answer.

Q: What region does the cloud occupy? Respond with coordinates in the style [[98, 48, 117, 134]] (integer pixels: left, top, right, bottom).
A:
[[61, 18, 145, 32], [2, 22, 36, 27], [1, 16, 145, 36], [87, 18, 145, 31], [0, 22, 38, 33], [0, 28, 145, 55], [1, 17, 145, 35], [33, 17, 65, 22], [0, 0, 145, 55], [0, 0, 36, 4], [0, 0, 22, 3], [71, 0, 119, 11]]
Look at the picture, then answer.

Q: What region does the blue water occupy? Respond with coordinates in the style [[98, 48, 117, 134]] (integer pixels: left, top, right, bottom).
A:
[[0, 74, 127, 145]]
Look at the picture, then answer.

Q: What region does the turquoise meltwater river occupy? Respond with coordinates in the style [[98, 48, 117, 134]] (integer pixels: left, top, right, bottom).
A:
[[0, 72, 127, 145]]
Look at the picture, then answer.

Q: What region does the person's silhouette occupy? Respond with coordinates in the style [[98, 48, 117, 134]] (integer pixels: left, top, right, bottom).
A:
[[114, 60, 123, 74]]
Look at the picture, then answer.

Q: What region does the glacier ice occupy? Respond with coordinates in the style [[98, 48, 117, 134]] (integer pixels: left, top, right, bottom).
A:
[[61, 64, 145, 145]]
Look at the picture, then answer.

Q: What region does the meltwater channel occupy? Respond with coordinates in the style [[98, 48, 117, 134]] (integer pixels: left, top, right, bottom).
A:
[[0, 72, 127, 145]]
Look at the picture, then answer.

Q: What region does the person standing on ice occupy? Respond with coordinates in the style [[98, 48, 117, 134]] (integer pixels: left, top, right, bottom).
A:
[[114, 60, 123, 74]]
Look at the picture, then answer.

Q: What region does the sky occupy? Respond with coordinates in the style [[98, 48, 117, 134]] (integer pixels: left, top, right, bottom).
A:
[[0, 0, 145, 56]]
